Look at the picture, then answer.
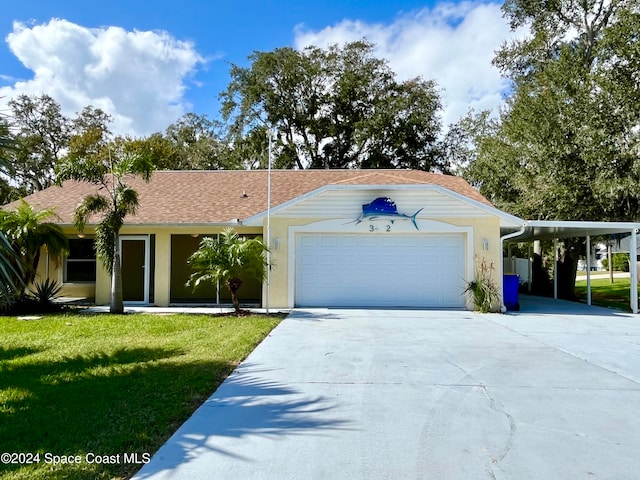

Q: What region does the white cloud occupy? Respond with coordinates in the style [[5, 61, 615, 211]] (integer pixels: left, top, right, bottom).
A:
[[294, 2, 522, 127], [0, 18, 203, 136]]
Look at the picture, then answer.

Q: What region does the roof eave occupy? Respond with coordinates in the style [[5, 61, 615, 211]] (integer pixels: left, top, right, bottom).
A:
[[56, 221, 250, 229]]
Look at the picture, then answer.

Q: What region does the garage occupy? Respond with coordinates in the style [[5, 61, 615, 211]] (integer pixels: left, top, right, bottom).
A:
[[295, 233, 466, 308]]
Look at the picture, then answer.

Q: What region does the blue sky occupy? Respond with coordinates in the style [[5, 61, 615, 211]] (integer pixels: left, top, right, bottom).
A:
[[0, 0, 518, 136]]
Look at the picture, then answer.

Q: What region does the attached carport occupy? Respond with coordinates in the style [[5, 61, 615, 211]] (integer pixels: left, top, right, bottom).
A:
[[501, 220, 640, 313]]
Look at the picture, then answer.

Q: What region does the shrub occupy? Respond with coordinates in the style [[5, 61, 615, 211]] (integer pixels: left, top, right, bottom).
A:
[[0, 290, 18, 313], [601, 252, 630, 272], [28, 278, 64, 304], [464, 257, 500, 313], [0, 279, 64, 315]]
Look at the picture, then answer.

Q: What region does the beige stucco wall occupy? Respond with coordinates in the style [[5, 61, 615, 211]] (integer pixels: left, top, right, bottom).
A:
[[33, 194, 504, 311], [448, 217, 502, 311], [49, 225, 264, 307], [101, 225, 263, 306], [263, 215, 502, 310], [265, 217, 310, 309], [34, 230, 96, 301]]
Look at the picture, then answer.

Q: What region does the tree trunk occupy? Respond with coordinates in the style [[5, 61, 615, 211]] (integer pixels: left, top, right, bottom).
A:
[[557, 249, 577, 300], [227, 278, 243, 315], [110, 239, 124, 314], [556, 238, 582, 301], [608, 243, 614, 284], [28, 249, 41, 286]]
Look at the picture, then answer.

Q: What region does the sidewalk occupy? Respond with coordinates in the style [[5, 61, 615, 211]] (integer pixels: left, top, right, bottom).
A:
[[575, 271, 630, 280], [83, 305, 290, 315]]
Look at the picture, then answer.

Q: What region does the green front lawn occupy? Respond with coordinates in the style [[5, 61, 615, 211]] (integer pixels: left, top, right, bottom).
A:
[[0, 311, 283, 480], [574, 277, 638, 311]]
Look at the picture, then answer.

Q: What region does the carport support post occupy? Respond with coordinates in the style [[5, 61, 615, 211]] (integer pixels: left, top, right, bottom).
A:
[[553, 238, 558, 300], [631, 229, 638, 314], [528, 243, 532, 293], [586, 235, 592, 306]]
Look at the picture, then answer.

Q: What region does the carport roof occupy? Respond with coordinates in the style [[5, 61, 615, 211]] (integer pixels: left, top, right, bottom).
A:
[[500, 219, 640, 315], [503, 220, 640, 241]]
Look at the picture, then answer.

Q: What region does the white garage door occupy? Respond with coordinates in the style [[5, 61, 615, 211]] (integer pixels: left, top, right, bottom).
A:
[[295, 233, 466, 308]]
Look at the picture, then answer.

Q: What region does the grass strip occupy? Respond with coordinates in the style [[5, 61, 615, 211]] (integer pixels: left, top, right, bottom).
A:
[[0, 310, 283, 480], [574, 277, 639, 311]]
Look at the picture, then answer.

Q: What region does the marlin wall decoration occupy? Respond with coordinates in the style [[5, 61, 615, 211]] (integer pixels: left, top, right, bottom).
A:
[[353, 197, 423, 230]]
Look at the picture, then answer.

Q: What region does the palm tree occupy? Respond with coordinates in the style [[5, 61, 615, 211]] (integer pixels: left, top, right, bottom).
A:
[[0, 119, 20, 296], [56, 133, 154, 314], [0, 200, 68, 293], [72, 186, 140, 313], [188, 228, 269, 315], [0, 232, 22, 299]]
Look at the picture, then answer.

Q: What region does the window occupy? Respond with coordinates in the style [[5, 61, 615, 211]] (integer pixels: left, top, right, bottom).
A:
[[65, 238, 97, 283]]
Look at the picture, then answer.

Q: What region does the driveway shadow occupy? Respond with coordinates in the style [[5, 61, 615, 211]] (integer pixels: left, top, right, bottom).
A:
[[133, 365, 352, 479], [514, 294, 636, 317], [288, 309, 347, 321]]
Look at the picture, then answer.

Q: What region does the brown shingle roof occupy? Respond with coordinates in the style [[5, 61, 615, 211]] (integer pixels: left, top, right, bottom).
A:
[[6, 169, 492, 225]]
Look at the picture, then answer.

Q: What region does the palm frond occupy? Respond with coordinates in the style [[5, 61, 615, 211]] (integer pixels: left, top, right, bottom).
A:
[[73, 194, 110, 232], [28, 278, 63, 304], [116, 185, 140, 216], [0, 232, 23, 294], [187, 228, 269, 292], [0, 201, 68, 287]]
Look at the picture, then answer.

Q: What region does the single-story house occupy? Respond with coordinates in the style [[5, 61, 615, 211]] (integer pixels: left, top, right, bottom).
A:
[[8, 169, 526, 310]]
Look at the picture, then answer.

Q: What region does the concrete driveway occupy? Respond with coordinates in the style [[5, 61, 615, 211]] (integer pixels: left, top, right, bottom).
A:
[[133, 303, 640, 480]]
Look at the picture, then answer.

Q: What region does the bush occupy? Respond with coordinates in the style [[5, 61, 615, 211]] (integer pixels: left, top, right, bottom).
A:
[[463, 257, 500, 313], [0, 290, 18, 313], [601, 252, 630, 272], [28, 278, 63, 304], [0, 279, 64, 315], [0, 297, 64, 315]]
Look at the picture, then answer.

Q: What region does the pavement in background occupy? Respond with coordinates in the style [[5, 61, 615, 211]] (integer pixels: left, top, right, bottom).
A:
[[132, 303, 640, 480]]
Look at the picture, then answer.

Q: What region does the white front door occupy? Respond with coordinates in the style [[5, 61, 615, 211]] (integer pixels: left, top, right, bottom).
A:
[[120, 236, 150, 304]]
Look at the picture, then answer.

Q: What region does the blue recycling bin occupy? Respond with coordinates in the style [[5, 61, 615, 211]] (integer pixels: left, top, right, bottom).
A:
[[503, 274, 520, 311]]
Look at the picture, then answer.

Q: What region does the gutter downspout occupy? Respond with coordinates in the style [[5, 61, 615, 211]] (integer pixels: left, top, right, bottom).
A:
[[500, 226, 527, 312]]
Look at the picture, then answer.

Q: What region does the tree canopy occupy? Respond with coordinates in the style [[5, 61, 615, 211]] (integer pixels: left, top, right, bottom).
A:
[[221, 41, 445, 171], [0, 95, 116, 204], [464, 0, 640, 221], [1, 43, 448, 188], [0, 118, 12, 174], [7, 94, 71, 194]]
